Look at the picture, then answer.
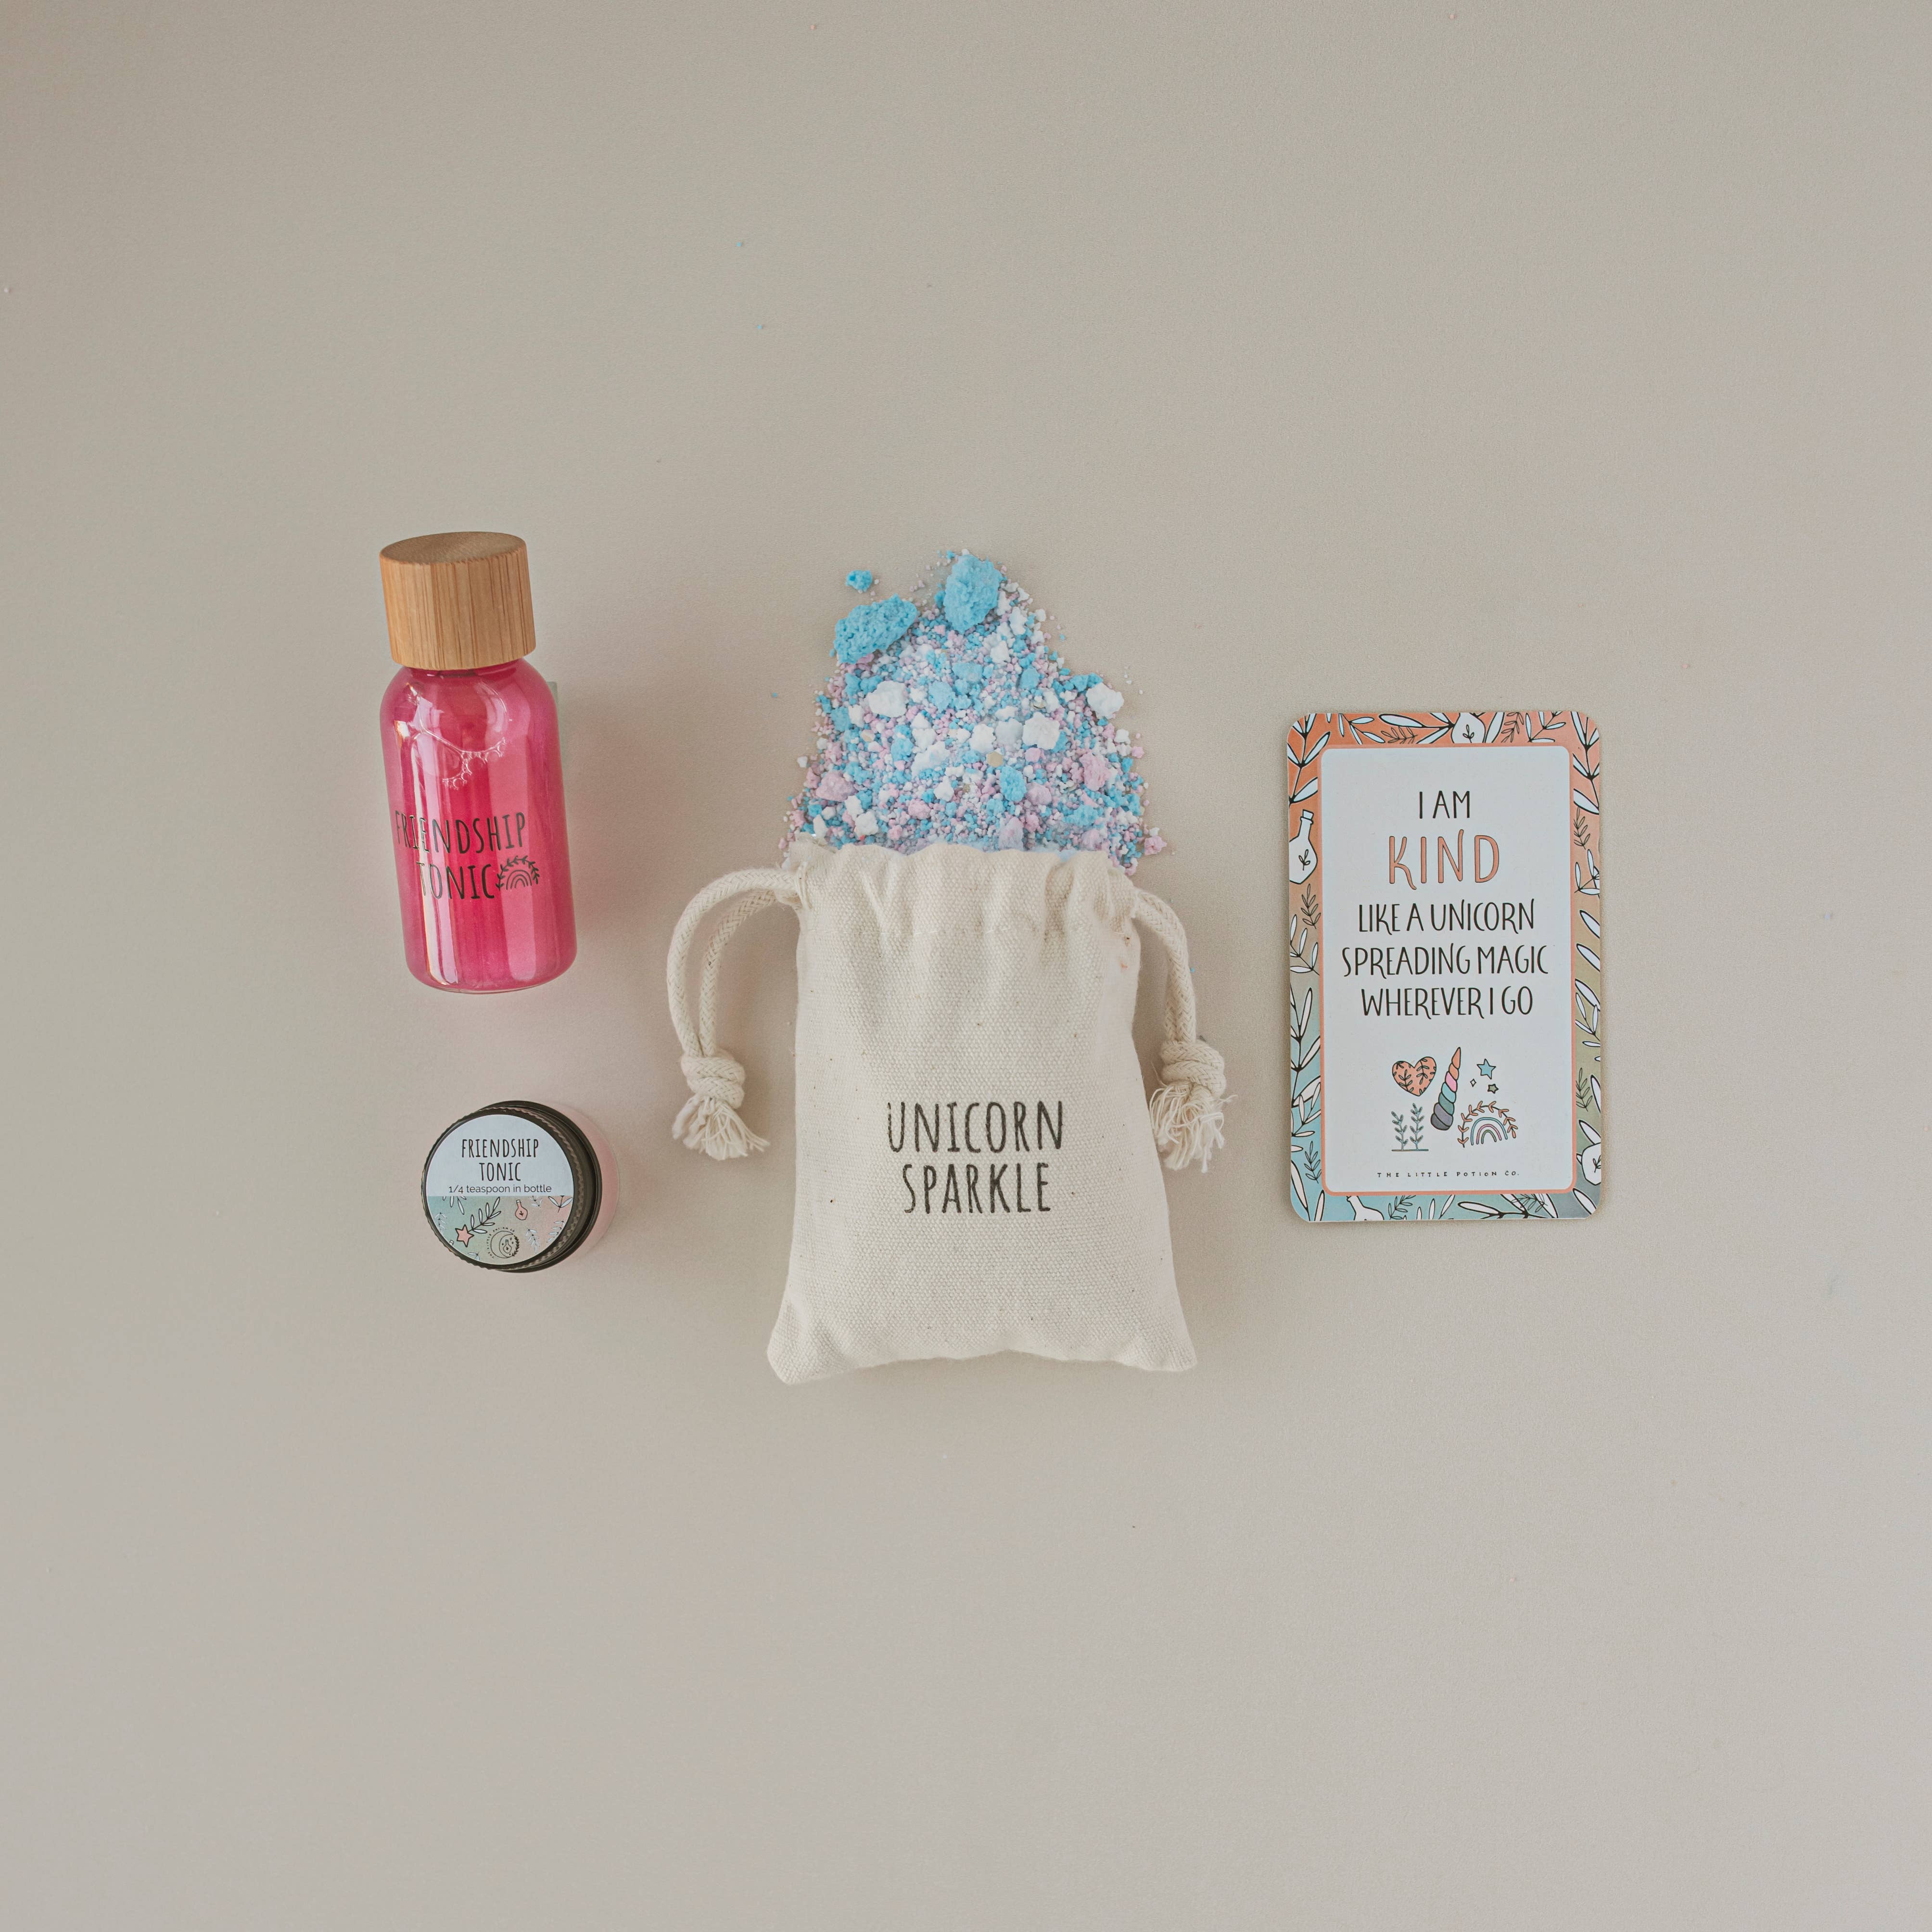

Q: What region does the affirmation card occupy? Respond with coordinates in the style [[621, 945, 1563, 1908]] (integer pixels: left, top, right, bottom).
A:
[[1286, 710, 1603, 1222]]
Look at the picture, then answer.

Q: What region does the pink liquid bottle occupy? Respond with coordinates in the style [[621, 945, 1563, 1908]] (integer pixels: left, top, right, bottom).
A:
[[378, 532, 577, 992]]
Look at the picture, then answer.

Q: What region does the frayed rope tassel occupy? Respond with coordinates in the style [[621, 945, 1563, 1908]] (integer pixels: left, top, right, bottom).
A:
[[1148, 1039, 1229, 1173], [672, 1053, 768, 1159]]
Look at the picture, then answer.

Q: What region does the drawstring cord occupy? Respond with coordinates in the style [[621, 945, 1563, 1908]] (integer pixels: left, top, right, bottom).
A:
[[665, 868, 801, 1159], [666, 863, 1226, 1173], [1131, 887, 1231, 1172]]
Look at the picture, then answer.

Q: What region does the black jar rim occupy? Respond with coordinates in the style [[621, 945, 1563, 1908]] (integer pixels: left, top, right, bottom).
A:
[[421, 1100, 602, 1273]]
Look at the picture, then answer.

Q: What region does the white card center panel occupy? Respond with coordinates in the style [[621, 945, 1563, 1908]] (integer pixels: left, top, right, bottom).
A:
[[1317, 744, 1574, 1195]]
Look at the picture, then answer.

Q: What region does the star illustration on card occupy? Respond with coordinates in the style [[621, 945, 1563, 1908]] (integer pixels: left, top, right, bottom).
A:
[[1477, 1060, 1495, 1078]]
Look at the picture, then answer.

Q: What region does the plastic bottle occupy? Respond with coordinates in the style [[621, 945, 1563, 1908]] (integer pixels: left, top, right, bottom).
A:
[[378, 532, 577, 992]]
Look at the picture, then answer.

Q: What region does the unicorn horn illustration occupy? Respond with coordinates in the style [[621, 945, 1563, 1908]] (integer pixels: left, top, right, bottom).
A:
[[1430, 1048, 1462, 1132]]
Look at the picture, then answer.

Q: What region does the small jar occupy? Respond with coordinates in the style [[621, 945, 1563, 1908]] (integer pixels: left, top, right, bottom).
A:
[[421, 1101, 613, 1271], [378, 533, 577, 992]]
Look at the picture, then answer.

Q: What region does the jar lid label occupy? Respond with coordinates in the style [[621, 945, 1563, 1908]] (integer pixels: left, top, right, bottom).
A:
[[424, 1111, 576, 1267]]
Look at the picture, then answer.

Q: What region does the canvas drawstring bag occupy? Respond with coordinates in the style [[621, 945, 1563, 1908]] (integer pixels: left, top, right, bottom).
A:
[[666, 842, 1228, 1383]]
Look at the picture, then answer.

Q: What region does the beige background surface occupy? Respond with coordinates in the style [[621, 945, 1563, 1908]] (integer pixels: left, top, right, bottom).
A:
[[5, 3, 1928, 1925]]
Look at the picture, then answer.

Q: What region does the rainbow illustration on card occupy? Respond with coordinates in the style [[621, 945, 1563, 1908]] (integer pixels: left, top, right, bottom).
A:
[[1286, 710, 1603, 1223]]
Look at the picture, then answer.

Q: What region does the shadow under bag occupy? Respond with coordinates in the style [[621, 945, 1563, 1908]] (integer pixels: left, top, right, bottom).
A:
[[667, 843, 1228, 1383]]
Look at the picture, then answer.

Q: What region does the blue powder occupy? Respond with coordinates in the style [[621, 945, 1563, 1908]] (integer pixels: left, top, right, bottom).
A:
[[846, 570, 874, 591], [834, 594, 917, 665], [788, 551, 1155, 872], [941, 553, 1002, 631]]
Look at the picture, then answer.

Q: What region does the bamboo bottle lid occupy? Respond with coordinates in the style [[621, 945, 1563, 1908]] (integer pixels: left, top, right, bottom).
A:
[[379, 531, 537, 670]]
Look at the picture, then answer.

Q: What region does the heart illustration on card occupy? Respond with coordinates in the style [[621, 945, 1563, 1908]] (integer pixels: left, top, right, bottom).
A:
[[1391, 1057, 1436, 1097]]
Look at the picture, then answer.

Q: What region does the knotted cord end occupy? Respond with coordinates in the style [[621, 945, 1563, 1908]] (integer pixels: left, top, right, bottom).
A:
[[673, 1053, 768, 1160], [1148, 1038, 1229, 1173]]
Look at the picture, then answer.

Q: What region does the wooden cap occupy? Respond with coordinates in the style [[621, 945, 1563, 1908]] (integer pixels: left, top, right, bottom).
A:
[[379, 532, 536, 670]]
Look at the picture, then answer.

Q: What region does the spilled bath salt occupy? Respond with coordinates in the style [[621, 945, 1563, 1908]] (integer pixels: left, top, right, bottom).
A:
[[785, 553, 1164, 871]]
